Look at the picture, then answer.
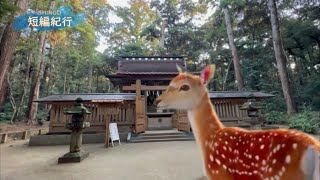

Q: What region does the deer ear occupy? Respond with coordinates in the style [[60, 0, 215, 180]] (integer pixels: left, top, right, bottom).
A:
[[176, 64, 183, 73], [200, 64, 216, 85]]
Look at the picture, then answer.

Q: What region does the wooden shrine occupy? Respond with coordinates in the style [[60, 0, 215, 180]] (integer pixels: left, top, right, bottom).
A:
[[35, 56, 274, 135]]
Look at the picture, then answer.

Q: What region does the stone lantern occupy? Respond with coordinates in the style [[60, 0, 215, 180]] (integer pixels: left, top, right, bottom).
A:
[[240, 94, 263, 130], [58, 97, 91, 163]]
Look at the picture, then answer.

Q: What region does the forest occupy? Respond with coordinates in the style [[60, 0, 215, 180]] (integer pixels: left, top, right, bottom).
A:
[[0, 0, 319, 133]]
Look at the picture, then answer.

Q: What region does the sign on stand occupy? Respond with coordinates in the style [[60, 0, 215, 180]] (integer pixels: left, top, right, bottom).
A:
[[109, 123, 121, 147]]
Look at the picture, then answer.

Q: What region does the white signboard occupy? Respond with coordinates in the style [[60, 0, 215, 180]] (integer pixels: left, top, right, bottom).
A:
[[109, 123, 121, 147]]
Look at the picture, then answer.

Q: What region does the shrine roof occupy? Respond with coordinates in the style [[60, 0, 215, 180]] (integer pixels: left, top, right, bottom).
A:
[[34, 93, 136, 103], [208, 91, 274, 99]]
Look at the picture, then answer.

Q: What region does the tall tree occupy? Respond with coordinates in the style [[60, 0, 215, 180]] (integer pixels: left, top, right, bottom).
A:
[[268, 0, 296, 115], [222, 6, 244, 91], [26, 0, 56, 121], [0, 0, 28, 109]]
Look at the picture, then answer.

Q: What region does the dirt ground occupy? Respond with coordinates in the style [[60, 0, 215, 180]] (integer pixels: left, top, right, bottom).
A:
[[0, 140, 204, 180], [0, 121, 49, 133]]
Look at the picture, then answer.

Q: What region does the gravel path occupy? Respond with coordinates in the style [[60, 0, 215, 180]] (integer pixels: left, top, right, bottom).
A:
[[1, 140, 204, 180]]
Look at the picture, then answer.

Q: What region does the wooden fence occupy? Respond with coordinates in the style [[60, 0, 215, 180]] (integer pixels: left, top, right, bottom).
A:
[[49, 101, 135, 133], [212, 99, 248, 124]]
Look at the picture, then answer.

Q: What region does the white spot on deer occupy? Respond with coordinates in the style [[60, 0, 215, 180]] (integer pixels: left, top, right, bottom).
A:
[[285, 155, 291, 164], [224, 132, 228, 136], [292, 143, 298, 149], [211, 170, 215, 174], [214, 142, 218, 147], [274, 175, 280, 180], [221, 154, 226, 159], [268, 167, 273, 173], [259, 138, 262, 142], [248, 154, 252, 159], [208, 164, 211, 169], [260, 144, 265, 150], [215, 150, 219, 155], [253, 170, 258, 174], [250, 143, 254, 147], [223, 146, 227, 151], [209, 154, 214, 162], [228, 147, 232, 152], [272, 159, 277, 164], [262, 160, 266, 165], [215, 158, 221, 165], [255, 155, 260, 161], [223, 164, 227, 170], [281, 144, 285, 148], [225, 141, 228, 145]]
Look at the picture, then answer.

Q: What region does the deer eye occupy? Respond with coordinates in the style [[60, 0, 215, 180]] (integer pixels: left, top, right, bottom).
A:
[[179, 84, 190, 91]]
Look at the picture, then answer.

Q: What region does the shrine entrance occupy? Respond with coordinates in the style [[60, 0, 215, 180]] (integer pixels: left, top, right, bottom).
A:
[[106, 56, 191, 133]]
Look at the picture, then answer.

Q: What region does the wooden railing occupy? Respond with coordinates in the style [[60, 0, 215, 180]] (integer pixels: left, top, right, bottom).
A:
[[49, 102, 135, 133], [212, 99, 247, 123]]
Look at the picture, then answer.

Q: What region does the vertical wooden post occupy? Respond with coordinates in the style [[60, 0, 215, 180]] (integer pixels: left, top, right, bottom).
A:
[[1, 134, 8, 143], [136, 79, 141, 97], [105, 114, 111, 148]]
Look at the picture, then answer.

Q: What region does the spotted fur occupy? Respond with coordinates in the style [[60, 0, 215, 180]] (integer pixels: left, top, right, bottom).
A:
[[156, 65, 320, 180]]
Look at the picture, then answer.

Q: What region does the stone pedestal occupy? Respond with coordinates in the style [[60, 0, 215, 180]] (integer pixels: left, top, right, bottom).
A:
[[58, 151, 89, 163]]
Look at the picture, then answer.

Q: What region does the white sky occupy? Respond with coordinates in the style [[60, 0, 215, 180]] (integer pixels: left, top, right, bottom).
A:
[[95, 0, 215, 53]]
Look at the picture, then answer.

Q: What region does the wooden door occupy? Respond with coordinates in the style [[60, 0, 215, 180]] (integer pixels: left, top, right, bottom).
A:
[[135, 96, 146, 133], [177, 110, 190, 132]]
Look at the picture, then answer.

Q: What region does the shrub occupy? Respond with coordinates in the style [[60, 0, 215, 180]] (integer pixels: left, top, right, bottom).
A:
[[264, 111, 288, 124], [288, 111, 320, 134]]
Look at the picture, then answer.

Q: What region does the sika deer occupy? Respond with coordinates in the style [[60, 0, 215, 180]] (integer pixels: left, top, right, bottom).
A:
[[156, 65, 320, 180]]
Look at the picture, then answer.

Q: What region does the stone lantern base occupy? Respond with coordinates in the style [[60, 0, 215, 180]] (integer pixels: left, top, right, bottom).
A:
[[58, 151, 89, 163]]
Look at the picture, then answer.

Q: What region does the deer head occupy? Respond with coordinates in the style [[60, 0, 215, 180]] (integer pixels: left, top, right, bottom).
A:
[[156, 65, 216, 110]]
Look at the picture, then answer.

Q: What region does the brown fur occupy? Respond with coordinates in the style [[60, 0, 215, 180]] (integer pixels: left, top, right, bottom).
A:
[[156, 72, 320, 180]]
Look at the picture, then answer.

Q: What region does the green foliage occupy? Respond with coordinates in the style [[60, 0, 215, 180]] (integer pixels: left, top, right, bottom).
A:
[[264, 111, 288, 124], [0, 0, 19, 24], [288, 110, 320, 134], [301, 74, 320, 111], [0, 103, 14, 121]]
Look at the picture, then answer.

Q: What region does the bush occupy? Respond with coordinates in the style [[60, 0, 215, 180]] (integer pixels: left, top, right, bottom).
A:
[[264, 111, 288, 124], [0, 103, 13, 121], [288, 111, 320, 133]]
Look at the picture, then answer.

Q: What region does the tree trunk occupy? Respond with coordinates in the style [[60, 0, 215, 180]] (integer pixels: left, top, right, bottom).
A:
[[223, 7, 244, 91], [88, 62, 93, 93], [0, 78, 8, 112], [0, 24, 6, 41], [0, 0, 28, 92], [26, 34, 47, 121], [26, 0, 56, 122], [159, 19, 167, 49], [268, 0, 296, 115]]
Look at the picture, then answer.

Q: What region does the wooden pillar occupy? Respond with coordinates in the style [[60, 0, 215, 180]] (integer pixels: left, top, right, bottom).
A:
[[105, 114, 111, 148], [136, 79, 141, 97]]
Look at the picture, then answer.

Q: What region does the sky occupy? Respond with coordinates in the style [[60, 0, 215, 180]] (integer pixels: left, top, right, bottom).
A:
[[95, 0, 215, 53]]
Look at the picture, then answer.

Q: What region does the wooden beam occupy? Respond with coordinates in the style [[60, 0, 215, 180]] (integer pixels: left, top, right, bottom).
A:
[[122, 85, 167, 91]]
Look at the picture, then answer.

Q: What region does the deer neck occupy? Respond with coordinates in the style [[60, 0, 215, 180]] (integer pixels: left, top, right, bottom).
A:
[[187, 92, 224, 146]]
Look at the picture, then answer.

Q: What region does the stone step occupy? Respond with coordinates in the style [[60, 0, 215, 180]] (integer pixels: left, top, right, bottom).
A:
[[133, 134, 191, 140], [129, 137, 195, 143], [136, 132, 186, 137]]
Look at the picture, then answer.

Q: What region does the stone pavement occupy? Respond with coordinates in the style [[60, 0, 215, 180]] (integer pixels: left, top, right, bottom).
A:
[[0, 140, 204, 180]]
